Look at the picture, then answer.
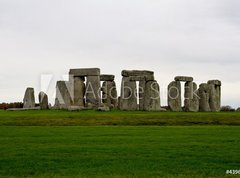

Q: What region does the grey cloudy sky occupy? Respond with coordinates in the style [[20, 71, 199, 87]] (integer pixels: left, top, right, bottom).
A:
[[0, 0, 240, 107]]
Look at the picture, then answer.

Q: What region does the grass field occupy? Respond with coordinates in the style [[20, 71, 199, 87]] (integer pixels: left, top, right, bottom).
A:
[[0, 110, 240, 177], [0, 110, 240, 126]]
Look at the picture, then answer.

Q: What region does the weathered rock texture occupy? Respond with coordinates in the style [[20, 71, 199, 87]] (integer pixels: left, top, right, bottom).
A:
[[54, 81, 73, 109], [198, 83, 211, 112], [184, 82, 199, 112], [120, 77, 138, 110], [208, 80, 221, 112], [168, 81, 182, 112], [39, 92, 49, 109], [102, 81, 118, 108], [175, 76, 193, 82], [23, 88, 35, 109], [143, 81, 161, 111]]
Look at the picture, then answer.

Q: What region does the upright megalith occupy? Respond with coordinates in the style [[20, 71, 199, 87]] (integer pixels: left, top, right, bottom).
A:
[[120, 77, 138, 110], [184, 82, 199, 112], [86, 75, 101, 108], [72, 76, 85, 107], [101, 75, 118, 108], [168, 81, 182, 111], [54, 81, 73, 109], [198, 83, 211, 112], [144, 81, 161, 111], [23, 88, 35, 108], [39, 92, 49, 109], [208, 80, 221, 112]]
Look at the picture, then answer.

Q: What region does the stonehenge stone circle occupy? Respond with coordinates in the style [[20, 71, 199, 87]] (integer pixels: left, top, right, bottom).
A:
[[23, 88, 35, 109], [50, 68, 222, 112], [39, 92, 49, 110]]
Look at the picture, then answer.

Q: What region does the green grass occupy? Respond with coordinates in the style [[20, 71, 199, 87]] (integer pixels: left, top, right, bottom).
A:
[[0, 126, 239, 177], [0, 110, 239, 177], [0, 110, 240, 126]]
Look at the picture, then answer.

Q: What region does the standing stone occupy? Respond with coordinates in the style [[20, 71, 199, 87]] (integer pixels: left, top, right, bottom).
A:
[[198, 83, 211, 112], [168, 81, 182, 112], [110, 81, 118, 108], [54, 81, 73, 109], [71, 76, 85, 107], [144, 81, 161, 111], [86, 76, 101, 108], [120, 77, 137, 110], [39, 92, 49, 109], [184, 82, 199, 112], [208, 80, 221, 112], [23, 88, 35, 108]]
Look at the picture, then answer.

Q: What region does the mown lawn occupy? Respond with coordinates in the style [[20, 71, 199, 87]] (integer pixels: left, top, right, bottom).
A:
[[0, 126, 239, 178], [0, 110, 240, 126]]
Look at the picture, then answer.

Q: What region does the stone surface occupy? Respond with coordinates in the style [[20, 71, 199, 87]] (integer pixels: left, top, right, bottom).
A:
[[68, 106, 85, 111], [69, 68, 100, 76], [168, 81, 182, 112], [122, 70, 154, 77], [86, 75, 101, 108], [198, 83, 211, 112], [119, 77, 138, 110], [23, 88, 35, 109], [71, 76, 85, 107], [102, 81, 118, 108], [143, 81, 161, 111], [208, 83, 221, 112], [139, 80, 146, 110], [208, 80, 221, 86], [174, 76, 194, 82], [100, 75, 115, 81], [129, 75, 154, 82], [54, 81, 73, 109], [38, 92, 49, 110], [184, 82, 199, 112]]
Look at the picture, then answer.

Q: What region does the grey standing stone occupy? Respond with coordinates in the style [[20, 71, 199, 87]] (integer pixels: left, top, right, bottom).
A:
[[208, 80, 221, 112], [23, 88, 35, 108], [168, 81, 182, 112], [143, 81, 161, 111], [184, 82, 199, 112], [54, 81, 73, 109], [198, 83, 211, 112], [120, 77, 137, 110], [71, 76, 85, 107], [86, 75, 101, 108], [39, 92, 49, 110]]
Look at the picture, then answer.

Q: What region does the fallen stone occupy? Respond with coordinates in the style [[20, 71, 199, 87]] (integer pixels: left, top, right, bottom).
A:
[[97, 106, 110, 112], [68, 106, 85, 111]]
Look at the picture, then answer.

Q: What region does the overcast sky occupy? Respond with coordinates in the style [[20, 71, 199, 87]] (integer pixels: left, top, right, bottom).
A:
[[0, 0, 240, 107]]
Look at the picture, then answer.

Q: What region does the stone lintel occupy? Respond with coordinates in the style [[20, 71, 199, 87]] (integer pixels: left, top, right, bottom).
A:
[[100, 74, 115, 81], [122, 70, 154, 77], [174, 76, 194, 82], [69, 68, 100, 76]]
